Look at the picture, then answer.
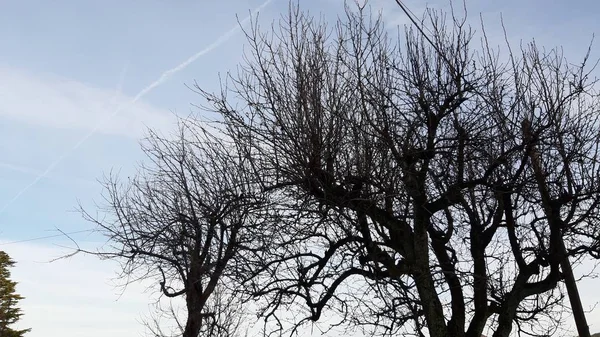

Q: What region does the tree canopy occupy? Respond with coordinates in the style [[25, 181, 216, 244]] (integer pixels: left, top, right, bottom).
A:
[[87, 2, 600, 337], [0, 251, 30, 337]]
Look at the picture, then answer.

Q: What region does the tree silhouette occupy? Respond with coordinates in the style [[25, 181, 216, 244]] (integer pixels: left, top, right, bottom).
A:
[[82, 121, 266, 337], [86, 2, 600, 337], [195, 3, 600, 337]]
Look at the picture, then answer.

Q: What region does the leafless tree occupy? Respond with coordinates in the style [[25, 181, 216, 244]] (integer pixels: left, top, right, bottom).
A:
[[82, 119, 266, 337], [193, 3, 600, 337]]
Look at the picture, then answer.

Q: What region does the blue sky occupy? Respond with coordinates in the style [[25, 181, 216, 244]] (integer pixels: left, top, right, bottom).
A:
[[0, 0, 599, 336]]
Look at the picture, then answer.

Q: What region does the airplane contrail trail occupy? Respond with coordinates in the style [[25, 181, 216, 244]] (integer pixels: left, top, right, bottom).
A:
[[0, 0, 273, 215], [0, 63, 129, 216]]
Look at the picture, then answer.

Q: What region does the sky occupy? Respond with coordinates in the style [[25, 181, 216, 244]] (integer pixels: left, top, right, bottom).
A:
[[0, 0, 600, 336]]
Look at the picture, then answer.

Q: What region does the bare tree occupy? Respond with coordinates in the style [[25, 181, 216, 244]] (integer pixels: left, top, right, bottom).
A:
[[82, 119, 265, 337], [394, 2, 594, 335], [194, 3, 600, 337]]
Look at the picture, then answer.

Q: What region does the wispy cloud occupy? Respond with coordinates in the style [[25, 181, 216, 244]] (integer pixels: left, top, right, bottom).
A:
[[0, 241, 153, 337], [6, 240, 598, 337], [0, 66, 175, 138], [0, 0, 275, 217]]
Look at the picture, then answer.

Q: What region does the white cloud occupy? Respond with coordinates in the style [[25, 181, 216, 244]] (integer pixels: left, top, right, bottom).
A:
[[4, 239, 599, 337], [0, 240, 155, 337], [0, 66, 177, 139]]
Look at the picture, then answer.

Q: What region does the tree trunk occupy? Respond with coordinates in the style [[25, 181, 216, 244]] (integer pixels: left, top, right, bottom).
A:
[[559, 239, 590, 337]]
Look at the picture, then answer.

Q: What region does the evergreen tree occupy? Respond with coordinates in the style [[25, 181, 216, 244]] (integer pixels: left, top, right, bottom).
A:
[[0, 251, 30, 337]]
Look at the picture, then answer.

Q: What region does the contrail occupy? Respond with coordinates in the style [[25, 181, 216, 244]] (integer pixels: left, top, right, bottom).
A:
[[0, 0, 273, 215], [0, 63, 129, 216]]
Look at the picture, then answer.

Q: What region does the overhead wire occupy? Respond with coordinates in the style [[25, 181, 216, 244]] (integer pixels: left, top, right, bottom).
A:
[[0, 229, 96, 246], [394, 0, 467, 85]]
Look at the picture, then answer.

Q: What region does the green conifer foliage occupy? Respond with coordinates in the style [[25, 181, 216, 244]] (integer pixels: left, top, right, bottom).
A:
[[0, 251, 30, 337]]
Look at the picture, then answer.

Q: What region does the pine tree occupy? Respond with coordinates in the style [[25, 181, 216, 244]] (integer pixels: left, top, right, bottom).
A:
[[0, 251, 30, 337]]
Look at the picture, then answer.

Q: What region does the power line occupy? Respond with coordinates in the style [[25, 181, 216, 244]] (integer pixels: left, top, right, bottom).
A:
[[395, 0, 438, 52], [394, 0, 464, 84], [0, 229, 96, 246]]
